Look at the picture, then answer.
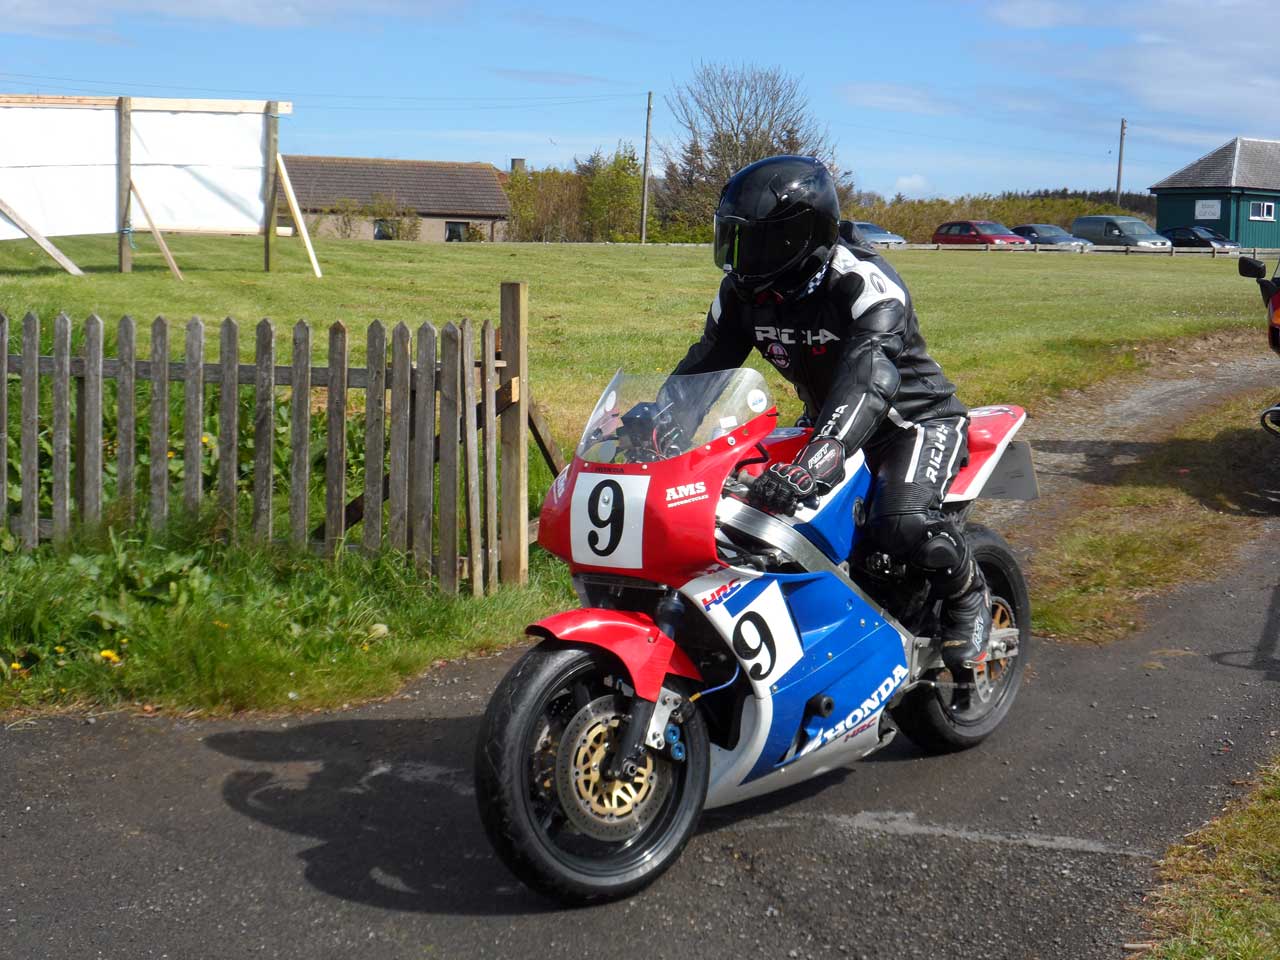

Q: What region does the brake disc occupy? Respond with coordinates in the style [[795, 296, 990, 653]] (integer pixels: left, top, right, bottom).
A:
[[554, 695, 671, 842]]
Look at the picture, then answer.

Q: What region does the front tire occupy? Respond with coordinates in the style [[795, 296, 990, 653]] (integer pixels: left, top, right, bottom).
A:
[[891, 524, 1031, 753], [474, 643, 709, 904]]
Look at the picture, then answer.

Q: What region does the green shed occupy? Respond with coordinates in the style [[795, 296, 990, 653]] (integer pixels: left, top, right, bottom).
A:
[[1150, 137, 1280, 248]]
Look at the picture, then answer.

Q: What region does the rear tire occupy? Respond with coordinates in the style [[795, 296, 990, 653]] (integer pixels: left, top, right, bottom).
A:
[[890, 524, 1031, 754], [474, 643, 709, 904]]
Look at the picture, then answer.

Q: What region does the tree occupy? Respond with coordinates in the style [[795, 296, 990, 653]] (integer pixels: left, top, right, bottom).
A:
[[661, 62, 852, 230], [578, 143, 642, 242]]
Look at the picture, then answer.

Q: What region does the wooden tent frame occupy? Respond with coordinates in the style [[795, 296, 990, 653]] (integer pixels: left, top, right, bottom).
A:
[[0, 94, 319, 279]]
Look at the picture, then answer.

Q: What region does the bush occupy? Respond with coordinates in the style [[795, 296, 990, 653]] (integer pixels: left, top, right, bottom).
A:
[[330, 198, 362, 239]]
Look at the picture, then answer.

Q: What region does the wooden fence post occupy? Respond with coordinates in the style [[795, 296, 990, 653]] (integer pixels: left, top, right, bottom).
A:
[[439, 322, 461, 594], [20, 313, 38, 550], [252, 319, 275, 540], [412, 322, 437, 575], [118, 316, 136, 520], [481, 320, 499, 593], [263, 101, 279, 272], [51, 313, 71, 543], [325, 322, 347, 556], [388, 323, 411, 551], [289, 321, 311, 548], [117, 97, 132, 273], [150, 316, 169, 531], [461, 320, 482, 597], [0, 313, 8, 532], [218, 318, 239, 536], [183, 317, 205, 512], [499, 282, 529, 585], [82, 314, 104, 525], [363, 321, 386, 552]]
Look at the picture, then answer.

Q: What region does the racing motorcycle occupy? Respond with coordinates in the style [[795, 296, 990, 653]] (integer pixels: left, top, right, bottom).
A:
[[475, 368, 1038, 903], [1239, 255, 1280, 435]]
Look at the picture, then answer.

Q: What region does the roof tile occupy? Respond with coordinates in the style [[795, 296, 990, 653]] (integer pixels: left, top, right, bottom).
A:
[[1151, 138, 1280, 191]]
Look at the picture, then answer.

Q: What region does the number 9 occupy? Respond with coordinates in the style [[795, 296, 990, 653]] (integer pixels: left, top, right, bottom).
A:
[[586, 480, 624, 556], [731, 612, 776, 680]]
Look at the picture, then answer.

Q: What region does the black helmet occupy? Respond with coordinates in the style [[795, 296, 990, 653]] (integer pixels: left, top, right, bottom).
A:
[[713, 155, 840, 299]]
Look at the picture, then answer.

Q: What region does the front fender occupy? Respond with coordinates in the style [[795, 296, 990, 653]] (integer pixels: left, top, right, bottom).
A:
[[527, 609, 702, 702]]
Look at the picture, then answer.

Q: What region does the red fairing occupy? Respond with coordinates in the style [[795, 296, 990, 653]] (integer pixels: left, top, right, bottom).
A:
[[527, 608, 702, 701], [537, 410, 778, 588], [946, 404, 1027, 501], [1269, 292, 1280, 356], [737, 426, 813, 478]]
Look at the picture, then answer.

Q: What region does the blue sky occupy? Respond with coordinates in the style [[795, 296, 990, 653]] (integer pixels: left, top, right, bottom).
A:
[[2, 0, 1276, 198]]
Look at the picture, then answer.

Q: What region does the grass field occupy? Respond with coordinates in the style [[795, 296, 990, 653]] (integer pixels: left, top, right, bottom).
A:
[[0, 234, 1269, 713], [0, 234, 1262, 450]]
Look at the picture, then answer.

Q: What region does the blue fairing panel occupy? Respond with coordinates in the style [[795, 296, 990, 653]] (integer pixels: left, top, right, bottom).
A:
[[792, 461, 872, 562], [742, 570, 908, 782]]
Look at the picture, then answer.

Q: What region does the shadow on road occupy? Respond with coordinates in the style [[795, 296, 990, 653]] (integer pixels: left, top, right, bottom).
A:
[[1033, 428, 1280, 518], [205, 717, 553, 916], [204, 713, 862, 914]]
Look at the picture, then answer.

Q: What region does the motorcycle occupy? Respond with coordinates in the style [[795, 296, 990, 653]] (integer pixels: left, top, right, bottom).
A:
[[1238, 255, 1280, 436], [475, 368, 1038, 903]]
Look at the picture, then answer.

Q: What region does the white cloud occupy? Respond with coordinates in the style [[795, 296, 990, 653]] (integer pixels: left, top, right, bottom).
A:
[[987, 0, 1082, 29], [893, 174, 931, 196], [842, 83, 952, 116], [0, 0, 451, 34]]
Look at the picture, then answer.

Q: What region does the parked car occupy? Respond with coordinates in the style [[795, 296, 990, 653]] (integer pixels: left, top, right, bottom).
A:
[[932, 220, 1030, 246], [1159, 225, 1241, 250], [1071, 215, 1171, 249], [1011, 223, 1093, 249], [840, 219, 907, 247]]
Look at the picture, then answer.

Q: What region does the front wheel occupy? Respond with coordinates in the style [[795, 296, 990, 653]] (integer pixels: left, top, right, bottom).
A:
[[891, 524, 1031, 753], [474, 643, 709, 904]]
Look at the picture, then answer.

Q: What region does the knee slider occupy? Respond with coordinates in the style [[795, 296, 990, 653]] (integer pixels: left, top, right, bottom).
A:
[[909, 523, 965, 575]]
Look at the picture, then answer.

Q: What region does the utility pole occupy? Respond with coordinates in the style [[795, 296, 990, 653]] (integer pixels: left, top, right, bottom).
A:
[[640, 91, 653, 243], [1115, 117, 1127, 206]]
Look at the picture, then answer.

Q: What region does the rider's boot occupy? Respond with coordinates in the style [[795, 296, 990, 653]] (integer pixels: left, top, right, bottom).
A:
[[939, 554, 992, 675]]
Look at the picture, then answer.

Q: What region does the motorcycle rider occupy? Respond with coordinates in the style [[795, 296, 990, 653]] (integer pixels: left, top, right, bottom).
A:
[[668, 154, 991, 673]]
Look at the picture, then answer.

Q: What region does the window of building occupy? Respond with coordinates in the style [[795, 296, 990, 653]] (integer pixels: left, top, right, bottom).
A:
[[445, 221, 467, 242], [1249, 201, 1276, 221]]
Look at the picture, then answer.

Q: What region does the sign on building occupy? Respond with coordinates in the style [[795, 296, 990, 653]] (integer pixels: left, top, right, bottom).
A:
[[1194, 199, 1221, 220]]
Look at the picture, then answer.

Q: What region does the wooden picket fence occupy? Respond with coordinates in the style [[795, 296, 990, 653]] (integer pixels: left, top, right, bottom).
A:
[[0, 281, 533, 596]]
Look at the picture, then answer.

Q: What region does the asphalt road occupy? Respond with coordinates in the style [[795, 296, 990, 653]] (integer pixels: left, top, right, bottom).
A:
[[5, 531, 1280, 960]]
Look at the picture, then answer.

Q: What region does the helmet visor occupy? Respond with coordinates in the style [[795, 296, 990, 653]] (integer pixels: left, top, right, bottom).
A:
[[714, 211, 814, 282]]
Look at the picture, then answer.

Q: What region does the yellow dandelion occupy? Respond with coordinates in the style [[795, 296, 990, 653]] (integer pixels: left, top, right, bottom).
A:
[[120, 638, 129, 645], [100, 649, 120, 663], [9, 661, 20, 671], [167, 450, 175, 459], [360, 642, 370, 652], [54, 645, 66, 654], [202, 433, 212, 444], [212, 620, 229, 629]]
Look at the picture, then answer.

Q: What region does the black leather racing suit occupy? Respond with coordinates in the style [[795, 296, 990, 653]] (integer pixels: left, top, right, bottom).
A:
[[671, 240, 989, 655]]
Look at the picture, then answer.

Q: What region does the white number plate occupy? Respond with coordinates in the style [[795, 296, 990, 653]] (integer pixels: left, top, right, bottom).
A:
[[570, 473, 650, 569]]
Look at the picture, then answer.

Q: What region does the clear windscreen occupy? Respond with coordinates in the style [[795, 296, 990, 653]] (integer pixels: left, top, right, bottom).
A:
[[576, 368, 772, 464]]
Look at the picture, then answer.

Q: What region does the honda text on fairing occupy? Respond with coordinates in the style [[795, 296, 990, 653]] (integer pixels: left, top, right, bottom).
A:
[[1239, 254, 1280, 435], [474, 368, 1039, 903]]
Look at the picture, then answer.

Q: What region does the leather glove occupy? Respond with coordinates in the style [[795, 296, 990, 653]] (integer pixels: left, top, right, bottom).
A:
[[795, 436, 846, 492], [749, 462, 817, 515]]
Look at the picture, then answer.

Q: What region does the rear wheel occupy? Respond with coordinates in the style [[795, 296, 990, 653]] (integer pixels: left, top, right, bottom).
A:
[[891, 524, 1030, 753], [474, 643, 709, 904]]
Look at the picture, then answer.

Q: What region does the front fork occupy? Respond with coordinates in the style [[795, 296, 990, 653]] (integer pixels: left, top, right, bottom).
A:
[[604, 591, 690, 779]]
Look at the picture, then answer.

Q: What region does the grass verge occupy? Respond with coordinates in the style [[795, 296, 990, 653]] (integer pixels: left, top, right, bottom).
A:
[[1142, 757, 1280, 959], [0, 517, 573, 714], [1027, 389, 1280, 641]]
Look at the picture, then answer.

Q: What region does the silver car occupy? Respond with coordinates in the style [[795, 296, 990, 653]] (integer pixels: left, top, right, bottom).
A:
[[841, 220, 907, 248]]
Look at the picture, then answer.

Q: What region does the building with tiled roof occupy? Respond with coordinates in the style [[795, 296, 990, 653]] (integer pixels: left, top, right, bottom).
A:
[[1150, 138, 1280, 247], [282, 155, 510, 242]]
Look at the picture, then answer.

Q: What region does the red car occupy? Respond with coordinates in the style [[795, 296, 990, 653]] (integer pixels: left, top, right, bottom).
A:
[[932, 220, 1030, 246]]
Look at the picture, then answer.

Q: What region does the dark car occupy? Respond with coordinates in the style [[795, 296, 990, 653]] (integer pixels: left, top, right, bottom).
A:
[[1011, 223, 1093, 249], [932, 220, 1029, 246], [1160, 225, 1241, 250]]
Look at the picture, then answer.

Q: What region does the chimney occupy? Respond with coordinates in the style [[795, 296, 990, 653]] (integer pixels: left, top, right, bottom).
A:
[[510, 158, 526, 174]]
